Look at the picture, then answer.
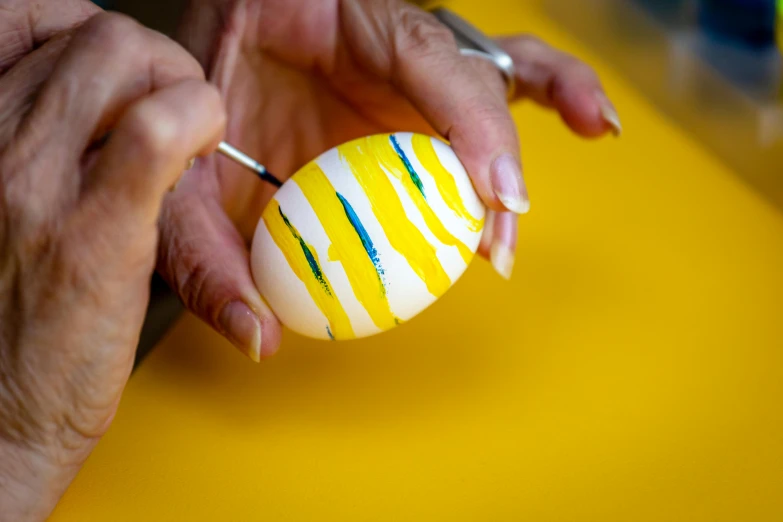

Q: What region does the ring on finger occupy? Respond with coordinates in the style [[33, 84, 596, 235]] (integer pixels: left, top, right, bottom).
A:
[[430, 7, 516, 100]]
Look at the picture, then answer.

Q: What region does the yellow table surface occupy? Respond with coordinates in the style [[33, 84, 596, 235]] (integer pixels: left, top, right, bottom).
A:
[[52, 0, 783, 520]]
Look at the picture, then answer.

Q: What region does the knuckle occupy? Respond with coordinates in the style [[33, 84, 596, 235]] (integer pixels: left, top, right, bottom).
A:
[[568, 59, 600, 82], [61, 407, 111, 444], [397, 8, 456, 56], [511, 34, 600, 86], [464, 96, 512, 126], [78, 12, 202, 84], [452, 97, 517, 143], [1, 172, 53, 246], [80, 12, 142, 54], [176, 255, 220, 324], [122, 103, 181, 160], [515, 34, 548, 55], [159, 220, 230, 329]]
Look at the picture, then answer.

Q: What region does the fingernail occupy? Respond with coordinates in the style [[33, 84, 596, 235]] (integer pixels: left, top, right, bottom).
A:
[[490, 240, 515, 280], [597, 93, 622, 136], [478, 209, 496, 254], [490, 211, 517, 280], [219, 300, 262, 362], [491, 153, 530, 214]]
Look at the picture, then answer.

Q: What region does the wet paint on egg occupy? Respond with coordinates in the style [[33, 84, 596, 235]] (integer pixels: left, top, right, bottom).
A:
[[250, 132, 485, 340]]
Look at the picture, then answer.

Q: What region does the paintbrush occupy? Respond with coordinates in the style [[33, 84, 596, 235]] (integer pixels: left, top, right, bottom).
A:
[[96, 130, 282, 189], [216, 141, 283, 188]]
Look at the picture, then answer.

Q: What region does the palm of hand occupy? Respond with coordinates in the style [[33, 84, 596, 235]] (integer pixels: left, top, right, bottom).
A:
[[194, 0, 433, 240]]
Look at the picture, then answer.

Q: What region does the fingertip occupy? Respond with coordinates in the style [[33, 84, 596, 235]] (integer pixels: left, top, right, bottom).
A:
[[448, 115, 525, 213], [477, 209, 496, 260], [490, 153, 530, 215], [555, 85, 621, 138], [490, 211, 518, 280], [218, 300, 263, 362], [596, 91, 622, 136], [490, 241, 515, 280], [386, 7, 524, 213], [476, 210, 520, 278], [214, 281, 285, 361], [157, 192, 281, 362], [258, 314, 283, 359], [254, 296, 283, 359]]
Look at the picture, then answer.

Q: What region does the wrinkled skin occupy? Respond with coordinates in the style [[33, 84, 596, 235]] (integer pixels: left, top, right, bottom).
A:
[[160, 0, 620, 360], [0, 3, 226, 519]]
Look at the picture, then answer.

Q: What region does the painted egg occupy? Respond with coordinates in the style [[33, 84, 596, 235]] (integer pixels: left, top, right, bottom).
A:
[[250, 132, 485, 341]]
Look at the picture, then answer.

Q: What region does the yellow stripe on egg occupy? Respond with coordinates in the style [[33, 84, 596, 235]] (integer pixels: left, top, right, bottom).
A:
[[410, 134, 484, 233], [293, 162, 399, 332], [338, 137, 452, 299], [262, 199, 354, 340], [373, 135, 475, 266]]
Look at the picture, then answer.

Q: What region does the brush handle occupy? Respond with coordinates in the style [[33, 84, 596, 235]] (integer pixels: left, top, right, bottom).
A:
[[216, 142, 283, 188]]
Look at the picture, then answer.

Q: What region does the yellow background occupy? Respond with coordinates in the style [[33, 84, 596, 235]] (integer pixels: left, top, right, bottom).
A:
[[52, 0, 783, 520]]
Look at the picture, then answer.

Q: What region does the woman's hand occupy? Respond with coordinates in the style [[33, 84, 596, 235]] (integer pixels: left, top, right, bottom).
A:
[[160, 0, 620, 361], [0, 4, 226, 519]]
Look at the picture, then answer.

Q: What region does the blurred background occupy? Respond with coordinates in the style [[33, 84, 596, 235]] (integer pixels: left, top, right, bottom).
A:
[[546, 0, 783, 212]]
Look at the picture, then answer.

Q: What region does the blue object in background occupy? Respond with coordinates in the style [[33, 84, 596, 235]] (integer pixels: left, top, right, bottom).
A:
[[693, 0, 782, 100], [699, 0, 777, 49]]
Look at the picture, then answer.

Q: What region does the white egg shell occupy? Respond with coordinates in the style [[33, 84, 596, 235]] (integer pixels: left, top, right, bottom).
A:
[[250, 132, 485, 341]]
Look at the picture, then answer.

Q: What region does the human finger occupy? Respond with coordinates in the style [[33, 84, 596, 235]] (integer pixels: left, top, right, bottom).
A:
[[157, 180, 284, 362], [83, 79, 226, 224], [498, 35, 621, 137], [21, 12, 205, 176], [342, 0, 529, 215]]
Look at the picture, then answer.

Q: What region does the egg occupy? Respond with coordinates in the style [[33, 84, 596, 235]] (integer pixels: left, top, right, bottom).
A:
[[250, 132, 485, 341]]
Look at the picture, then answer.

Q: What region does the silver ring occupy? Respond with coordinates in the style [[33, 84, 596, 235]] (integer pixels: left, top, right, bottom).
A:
[[430, 7, 516, 100]]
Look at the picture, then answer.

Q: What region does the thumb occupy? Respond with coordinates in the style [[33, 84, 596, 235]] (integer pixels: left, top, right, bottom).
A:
[[157, 180, 282, 361]]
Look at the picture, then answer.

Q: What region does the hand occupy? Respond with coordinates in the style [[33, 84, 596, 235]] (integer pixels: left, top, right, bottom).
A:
[[162, 0, 620, 361], [0, 4, 226, 519]]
